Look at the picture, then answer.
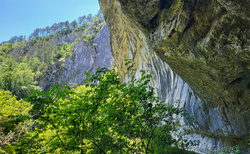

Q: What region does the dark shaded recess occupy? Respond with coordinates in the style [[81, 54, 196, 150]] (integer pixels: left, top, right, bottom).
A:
[[182, 0, 197, 35], [247, 83, 250, 89], [148, 13, 161, 31], [228, 71, 250, 100], [147, 0, 174, 31], [230, 75, 246, 85], [159, 0, 174, 10], [168, 29, 176, 38], [146, 0, 174, 32], [183, 17, 195, 34], [118, 0, 126, 6], [237, 90, 244, 99], [230, 69, 250, 86], [118, 0, 175, 32]]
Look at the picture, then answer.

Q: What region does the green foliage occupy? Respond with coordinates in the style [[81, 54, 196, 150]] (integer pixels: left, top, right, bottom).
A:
[[74, 25, 86, 32], [12, 60, 192, 153], [0, 42, 13, 54], [43, 33, 53, 41], [61, 28, 72, 36], [0, 55, 3, 63], [0, 10, 104, 99], [216, 145, 241, 154], [0, 59, 41, 99], [83, 33, 95, 44], [56, 42, 75, 61], [0, 90, 33, 153]]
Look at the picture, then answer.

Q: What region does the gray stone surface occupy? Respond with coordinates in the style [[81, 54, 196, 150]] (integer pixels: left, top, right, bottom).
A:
[[99, 0, 249, 153], [39, 23, 113, 90], [128, 33, 237, 153]]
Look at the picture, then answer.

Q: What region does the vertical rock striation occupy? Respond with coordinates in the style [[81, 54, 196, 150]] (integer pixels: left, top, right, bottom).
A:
[[39, 23, 113, 90], [99, 0, 250, 152]]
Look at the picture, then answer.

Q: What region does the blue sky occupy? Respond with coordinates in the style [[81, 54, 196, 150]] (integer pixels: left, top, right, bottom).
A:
[[0, 0, 100, 43]]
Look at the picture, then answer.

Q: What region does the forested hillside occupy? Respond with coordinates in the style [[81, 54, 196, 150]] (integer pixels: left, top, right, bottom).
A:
[[0, 10, 104, 99], [0, 8, 195, 153]]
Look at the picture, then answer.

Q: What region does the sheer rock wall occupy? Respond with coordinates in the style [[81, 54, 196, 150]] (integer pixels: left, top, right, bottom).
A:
[[39, 23, 113, 90], [98, 0, 250, 152]]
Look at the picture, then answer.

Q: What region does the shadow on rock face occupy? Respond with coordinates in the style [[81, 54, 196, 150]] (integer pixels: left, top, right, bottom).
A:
[[99, 0, 250, 152]]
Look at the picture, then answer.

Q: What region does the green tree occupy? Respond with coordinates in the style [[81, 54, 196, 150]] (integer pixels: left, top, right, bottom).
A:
[[70, 20, 78, 29], [17, 60, 193, 153], [0, 59, 16, 92], [0, 90, 32, 153], [0, 59, 40, 99], [0, 42, 13, 57], [12, 62, 41, 99]]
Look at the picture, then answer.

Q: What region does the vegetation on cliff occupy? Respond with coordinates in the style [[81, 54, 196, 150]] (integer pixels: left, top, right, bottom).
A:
[[0, 10, 104, 99]]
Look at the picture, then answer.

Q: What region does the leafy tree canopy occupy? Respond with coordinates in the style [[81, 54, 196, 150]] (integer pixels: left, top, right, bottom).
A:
[[0, 59, 41, 99], [0, 90, 33, 153], [12, 60, 194, 154]]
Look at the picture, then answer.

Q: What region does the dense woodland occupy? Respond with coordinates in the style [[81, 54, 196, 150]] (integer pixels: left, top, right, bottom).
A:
[[0, 10, 104, 99]]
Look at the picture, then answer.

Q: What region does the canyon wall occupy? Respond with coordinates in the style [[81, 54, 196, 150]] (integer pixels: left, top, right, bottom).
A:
[[39, 23, 113, 90], [98, 0, 250, 152]]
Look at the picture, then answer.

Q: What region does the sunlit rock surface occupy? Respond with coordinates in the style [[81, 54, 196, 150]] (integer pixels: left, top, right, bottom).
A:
[[39, 23, 113, 90], [99, 0, 250, 152]]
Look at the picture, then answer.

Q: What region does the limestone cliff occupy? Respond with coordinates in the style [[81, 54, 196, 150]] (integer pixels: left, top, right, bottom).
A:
[[39, 23, 113, 89], [99, 0, 250, 152]]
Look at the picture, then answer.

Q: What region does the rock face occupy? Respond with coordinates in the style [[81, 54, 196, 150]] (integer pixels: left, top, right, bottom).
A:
[[99, 0, 250, 152], [39, 23, 113, 90]]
